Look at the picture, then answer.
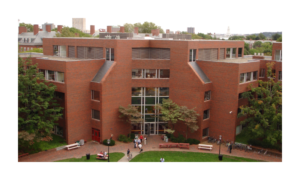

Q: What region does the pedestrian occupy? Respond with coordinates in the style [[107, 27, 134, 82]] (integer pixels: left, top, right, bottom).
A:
[[227, 142, 231, 152], [229, 142, 233, 153], [160, 157, 163, 162], [137, 138, 141, 145], [162, 157, 165, 162], [140, 134, 143, 143], [127, 148, 130, 158], [138, 143, 142, 153], [144, 136, 147, 145]]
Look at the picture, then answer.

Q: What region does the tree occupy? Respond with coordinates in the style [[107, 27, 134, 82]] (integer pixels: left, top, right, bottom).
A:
[[257, 33, 266, 40], [124, 22, 164, 33], [246, 34, 257, 40], [272, 33, 281, 40], [229, 36, 245, 40], [19, 22, 33, 32], [119, 105, 143, 124], [244, 43, 250, 55], [253, 41, 262, 48], [55, 27, 92, 37], [18, 56, 63, 146], [277, 36, 282, 42], [156, 99, 181, 134], [179, 106, 199, 139], [238, 62, 282, 146]]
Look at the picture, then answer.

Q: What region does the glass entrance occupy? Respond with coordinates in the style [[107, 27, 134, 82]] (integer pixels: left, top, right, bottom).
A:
[[145, 123, 156, 135]]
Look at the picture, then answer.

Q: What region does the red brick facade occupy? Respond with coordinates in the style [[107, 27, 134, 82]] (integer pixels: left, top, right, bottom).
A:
[[24, 38, 282, 144]]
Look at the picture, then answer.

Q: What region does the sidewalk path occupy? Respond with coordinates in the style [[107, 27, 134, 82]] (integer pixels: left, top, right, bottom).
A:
[[18, 135, 282, 162]]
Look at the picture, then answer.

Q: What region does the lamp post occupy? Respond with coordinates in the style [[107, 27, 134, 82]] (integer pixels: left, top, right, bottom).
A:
[[107, 138, 110, 162], [218, 135, 223, 161]]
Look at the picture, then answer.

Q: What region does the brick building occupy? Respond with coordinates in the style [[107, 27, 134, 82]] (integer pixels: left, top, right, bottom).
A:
[[19, 36, 282, 144]]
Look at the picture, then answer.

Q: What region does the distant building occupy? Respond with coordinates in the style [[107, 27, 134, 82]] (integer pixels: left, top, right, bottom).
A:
[[42, 23, 55, 31], [112, 26, 120, 32], [187, 27, 195, 34], [72, 18, 86, 31]]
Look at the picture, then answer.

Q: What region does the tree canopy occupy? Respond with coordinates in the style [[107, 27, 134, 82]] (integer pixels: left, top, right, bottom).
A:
[[238, 62, 282, 146], [229, 36, 245, 40], [18, 56, 63, 146], [119, 105, 143, 124], [19, 22, 33, 32], [55, 27, 92, 37], [123, 22, 164, 33]]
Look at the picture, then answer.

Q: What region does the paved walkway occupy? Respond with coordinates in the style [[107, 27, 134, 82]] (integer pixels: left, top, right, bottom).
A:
[[18, 135, 282, 162]]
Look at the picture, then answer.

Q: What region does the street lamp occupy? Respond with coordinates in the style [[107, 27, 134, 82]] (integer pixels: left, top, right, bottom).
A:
[[218, 135, 223, 161], [107, 138, 110, 162]]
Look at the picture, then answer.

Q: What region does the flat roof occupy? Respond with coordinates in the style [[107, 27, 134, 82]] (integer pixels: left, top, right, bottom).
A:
[[18, 53, 104, 61]]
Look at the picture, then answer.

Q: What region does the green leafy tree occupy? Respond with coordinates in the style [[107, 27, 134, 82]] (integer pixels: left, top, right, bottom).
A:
[[119, 105, 143, 124], [238, 62, 282, 146], [246, 34, 257, 40], [156, 99, 181, 134], [179, 106, 199, 139], [272, 33, 281, 40], [253, 41, 262, 48], [55, 27, 92, 37], [257, 33, 266, 40], [18, 57, 63, 146], [19, 22, 33, 32], [229, 36, 245, 40], [277, 36, 282, 42], [124, 22, 164, 33], [244, 43, 250, 55]]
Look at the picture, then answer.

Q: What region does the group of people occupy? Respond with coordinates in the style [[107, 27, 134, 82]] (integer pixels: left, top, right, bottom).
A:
[[160, 157, 165, 162]]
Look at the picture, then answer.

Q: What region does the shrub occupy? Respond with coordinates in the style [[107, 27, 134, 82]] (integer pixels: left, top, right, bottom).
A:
[[129, 133, 135, 139], [118, 134, 127, 142], [177, 134, 185, 143], [248, 139, 282, 152], [185, 138, 200, 145], [102, 139, 115, 146]]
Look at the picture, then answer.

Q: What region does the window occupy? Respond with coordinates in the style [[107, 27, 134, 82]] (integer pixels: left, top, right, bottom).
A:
[[145, 87, 156, 96], [204, 91, 211, 101], [132, 87, 142, 96], [132, 69, 143, 78], [275, 50, 282, 61], [240, 73, 245, 83], [92, 109, 100, 120], [203, 109, 210, 120], [189, 49, 196, 62], [237, 108, 242, 116], [279, 71, 282, 80], [253, 71, 258, 80], [54, 92, 64, 100], [53, 45, 58, 56], [246, 72, 251, 82], [236, 125, 242, 135], [106, 48, 114, 61], [260, 69, 265, 78], [159, 87, 169, 96], [144, 69, 156, 78], [159, 69, 170, 78], [57, 72, 64, 82], [91, 90, 100, 101], [47, 70, 55, 81], [202, 128, 209, 137], [269, 69, 276, 78]]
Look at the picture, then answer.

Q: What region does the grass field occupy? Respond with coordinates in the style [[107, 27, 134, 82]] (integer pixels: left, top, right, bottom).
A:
[[56, 153, 125, 162], [130, 151, 261, 162]]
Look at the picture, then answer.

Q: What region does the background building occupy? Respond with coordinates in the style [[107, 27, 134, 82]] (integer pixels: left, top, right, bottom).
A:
[[42, 23, 55, 31], [187, 27, 195, 34], [72, 18, 86, 31]]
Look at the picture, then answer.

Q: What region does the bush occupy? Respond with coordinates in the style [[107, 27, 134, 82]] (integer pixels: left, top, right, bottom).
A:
[[118, 134, 132, 143], [102, 139, 115, 146], [129, 133, 135, 139], [185, 138, 200, 145], [248, 139, 282, 152], [169, 133, 185, 143]]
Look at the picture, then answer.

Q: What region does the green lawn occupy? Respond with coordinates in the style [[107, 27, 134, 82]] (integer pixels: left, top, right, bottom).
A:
[[56, 153, 125, 162], [130, 151, 261, 162]]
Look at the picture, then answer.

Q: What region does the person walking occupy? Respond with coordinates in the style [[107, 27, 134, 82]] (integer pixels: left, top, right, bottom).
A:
[[127, 148, 130, 158], [144, 136, 147, 145], [138, 143, 142, 153], [137, 138, 141, 145], [229, 142, 233, 153], [140, 134, 143, 143], [227, 142, 231, 152]]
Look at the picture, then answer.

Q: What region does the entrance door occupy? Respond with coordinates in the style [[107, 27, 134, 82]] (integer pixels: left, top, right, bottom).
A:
[[145, 123, 156, 135], [92, 128, 100, 142]]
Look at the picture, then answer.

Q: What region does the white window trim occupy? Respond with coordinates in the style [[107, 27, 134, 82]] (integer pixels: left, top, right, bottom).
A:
[[132, 69, 170, 79], [240, 71, 258, 84]]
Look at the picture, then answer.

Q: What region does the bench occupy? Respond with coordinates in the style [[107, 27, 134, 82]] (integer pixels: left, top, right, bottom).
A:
[[178, 143, 189, 149], [65, 143, 80, 150], [198, 144, 213, 151], [159, 143, 179, 148], [18, 153, 29, 158]]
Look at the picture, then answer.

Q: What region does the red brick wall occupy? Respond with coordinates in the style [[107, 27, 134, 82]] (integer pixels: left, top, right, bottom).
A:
[[46, 25, 51, 32], [19, 26, 27, 34], [120, 26, 125, 33], [57, 25, 63, 33], [90, 25, 95, 35], [34, 25, 39, 35]]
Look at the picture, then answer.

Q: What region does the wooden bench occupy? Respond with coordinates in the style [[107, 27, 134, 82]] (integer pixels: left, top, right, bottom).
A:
[[178, 143, 189, 149], [198, 144, 213, 151], [65, 143, 80, 150], [18, 153, 29, 158]]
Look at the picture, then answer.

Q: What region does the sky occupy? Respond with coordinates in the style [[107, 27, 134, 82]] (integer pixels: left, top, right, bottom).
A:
[[14, 0, 288, 35]]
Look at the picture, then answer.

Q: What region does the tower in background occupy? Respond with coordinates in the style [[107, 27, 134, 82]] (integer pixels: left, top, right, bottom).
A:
[[187, 27, 195, 34], [72, 18, 86, 32]]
